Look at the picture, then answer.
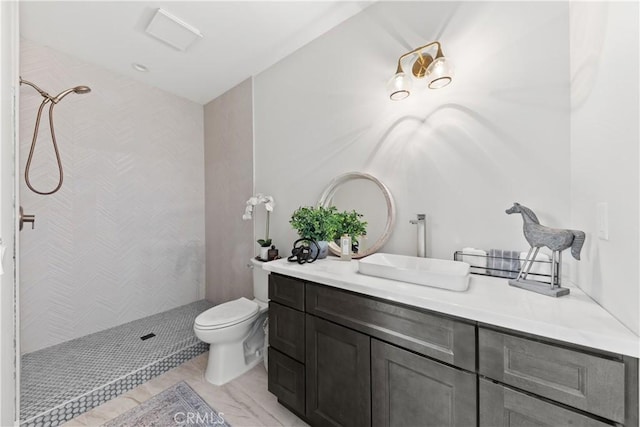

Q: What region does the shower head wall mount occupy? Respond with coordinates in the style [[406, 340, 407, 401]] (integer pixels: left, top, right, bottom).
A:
[[20, 78, 91, 104]]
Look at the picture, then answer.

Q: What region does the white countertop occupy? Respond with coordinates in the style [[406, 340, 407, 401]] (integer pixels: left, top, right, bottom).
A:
[[262, 257, 639, 358]]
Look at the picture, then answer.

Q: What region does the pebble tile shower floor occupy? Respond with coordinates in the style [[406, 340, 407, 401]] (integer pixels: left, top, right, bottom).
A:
[[20, 300, 213, 426]]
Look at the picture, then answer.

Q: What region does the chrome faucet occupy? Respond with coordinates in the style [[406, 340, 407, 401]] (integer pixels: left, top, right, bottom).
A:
[[409, 214, 427, 257]]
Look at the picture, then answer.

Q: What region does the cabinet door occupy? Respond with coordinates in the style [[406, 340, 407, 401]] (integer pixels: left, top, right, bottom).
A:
[[306, 315, 371, 427], [372, 339, 477, 427], [479, 379, 611, 427]]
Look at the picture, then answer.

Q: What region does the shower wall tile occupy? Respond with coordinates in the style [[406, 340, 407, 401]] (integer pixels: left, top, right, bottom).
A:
[[19, 39, 206, 354]]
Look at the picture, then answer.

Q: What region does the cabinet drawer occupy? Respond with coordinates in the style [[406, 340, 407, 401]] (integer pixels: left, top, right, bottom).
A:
[[306, 283, 475, 371], [372, 339, 477, 427], [269, 302, 305, 362], [269, 274, 305, 310], [268, 347, 305, 417], [479, 378, 610, 427], [479, 328, 625, 423]]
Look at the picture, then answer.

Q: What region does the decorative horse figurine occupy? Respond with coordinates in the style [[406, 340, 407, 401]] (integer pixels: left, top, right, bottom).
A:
[[506, 202, 585, 297]]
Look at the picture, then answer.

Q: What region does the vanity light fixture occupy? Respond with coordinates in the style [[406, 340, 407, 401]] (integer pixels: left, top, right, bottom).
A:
[[387, 41, 453, 101]]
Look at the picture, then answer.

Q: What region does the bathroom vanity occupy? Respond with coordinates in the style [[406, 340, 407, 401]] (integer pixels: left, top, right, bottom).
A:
[[263, 258, 639, 427]]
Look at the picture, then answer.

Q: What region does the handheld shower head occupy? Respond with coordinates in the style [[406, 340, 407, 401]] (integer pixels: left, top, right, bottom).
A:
[[51, 85, 92, 103], [20, 77, 92, 102], [73, 86, 91, 94]]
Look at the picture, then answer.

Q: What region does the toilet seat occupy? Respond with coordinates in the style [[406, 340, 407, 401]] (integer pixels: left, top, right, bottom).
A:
[[194, 297, 259, 330]]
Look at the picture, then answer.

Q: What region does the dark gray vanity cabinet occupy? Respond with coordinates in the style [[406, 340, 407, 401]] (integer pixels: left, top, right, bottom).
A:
[[371, 339, 477, 427], [269, 302, 305, 362], [479, 379, 612, 427], [268, 273, 478, 427], [267, 273, 639, 427], [478, 326, 639, 427], [305, 280, 476, 372], [306, 315, 371, 427], [267, 274, 306, 416]]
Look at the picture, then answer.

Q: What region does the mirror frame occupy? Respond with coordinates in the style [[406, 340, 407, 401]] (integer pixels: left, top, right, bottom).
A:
[[318, 172, 396, 259]]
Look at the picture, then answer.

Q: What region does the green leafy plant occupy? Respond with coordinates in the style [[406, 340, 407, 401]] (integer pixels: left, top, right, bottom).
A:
[[290, 206, 338, 242], [257, 238, 272, 248], [332, 210, 367, 243]]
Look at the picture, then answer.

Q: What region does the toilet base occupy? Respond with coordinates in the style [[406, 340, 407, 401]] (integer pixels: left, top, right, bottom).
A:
[[204, 340, 265, 386]]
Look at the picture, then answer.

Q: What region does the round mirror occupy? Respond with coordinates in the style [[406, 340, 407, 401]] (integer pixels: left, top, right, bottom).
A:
[[318, 172, 396, 259]]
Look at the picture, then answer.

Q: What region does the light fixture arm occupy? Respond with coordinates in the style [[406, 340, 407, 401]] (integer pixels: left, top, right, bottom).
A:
[[394, 41, 446, 80], [396, 41, 442, 67]]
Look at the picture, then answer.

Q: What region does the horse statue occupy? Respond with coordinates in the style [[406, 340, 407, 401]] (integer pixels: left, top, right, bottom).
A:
[[506, 202, 585, 297]]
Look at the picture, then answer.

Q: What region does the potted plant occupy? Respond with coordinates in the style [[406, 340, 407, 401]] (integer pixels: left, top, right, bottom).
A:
[[243, 194, 275, 260], [289, 205, 338, 259], [332, 209, 368, 253]]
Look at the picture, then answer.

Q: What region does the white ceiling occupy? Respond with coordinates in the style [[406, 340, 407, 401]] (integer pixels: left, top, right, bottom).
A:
[[20, 1, 370, 104]]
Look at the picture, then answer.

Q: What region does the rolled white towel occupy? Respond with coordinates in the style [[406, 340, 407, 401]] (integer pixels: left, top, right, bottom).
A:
[[461, 247, 487, 274], [519, 251, 551, 281], [488, 249, 520, 278]]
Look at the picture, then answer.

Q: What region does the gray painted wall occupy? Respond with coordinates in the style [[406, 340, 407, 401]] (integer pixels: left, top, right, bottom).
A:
[[204, 78, 254, 304]]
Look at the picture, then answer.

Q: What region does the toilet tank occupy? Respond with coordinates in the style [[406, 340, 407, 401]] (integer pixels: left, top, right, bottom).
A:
[[251, 258, 269, 303]]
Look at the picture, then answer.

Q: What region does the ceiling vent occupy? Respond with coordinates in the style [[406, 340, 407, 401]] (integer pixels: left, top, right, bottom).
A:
[[144, 8, 203, 51]]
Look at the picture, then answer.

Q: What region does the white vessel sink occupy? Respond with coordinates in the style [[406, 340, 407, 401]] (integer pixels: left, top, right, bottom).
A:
[[358, 253, 471, 291]]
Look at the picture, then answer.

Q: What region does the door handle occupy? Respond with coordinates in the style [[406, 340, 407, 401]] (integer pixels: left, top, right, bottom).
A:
[[19, 206, 35, 231]]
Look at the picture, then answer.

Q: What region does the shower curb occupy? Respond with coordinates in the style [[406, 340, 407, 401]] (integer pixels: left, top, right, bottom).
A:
[[20, 341, 209, 427]]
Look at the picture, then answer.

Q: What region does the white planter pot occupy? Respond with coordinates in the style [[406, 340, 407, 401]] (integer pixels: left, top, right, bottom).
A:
[[310, 240, 329, 260]]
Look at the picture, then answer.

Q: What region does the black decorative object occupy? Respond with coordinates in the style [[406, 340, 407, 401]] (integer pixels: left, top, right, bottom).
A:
[[288, 238, 320, 265]]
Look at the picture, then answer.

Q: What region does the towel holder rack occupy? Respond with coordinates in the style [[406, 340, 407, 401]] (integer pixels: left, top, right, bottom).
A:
[[453, 250, 559, 286]]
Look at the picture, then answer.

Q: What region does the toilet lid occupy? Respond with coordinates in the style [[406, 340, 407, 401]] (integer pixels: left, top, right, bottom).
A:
[[194, 297, 259, 329]]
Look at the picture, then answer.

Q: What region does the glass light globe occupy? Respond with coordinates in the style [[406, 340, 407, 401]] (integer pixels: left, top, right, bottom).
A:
[[387, 72, 412, 101], [425, 57, 453, 89]]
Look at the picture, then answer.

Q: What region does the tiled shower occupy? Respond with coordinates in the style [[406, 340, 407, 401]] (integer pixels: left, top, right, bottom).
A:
[[20, 301, 212, 426], [19, 39, 207, 425]]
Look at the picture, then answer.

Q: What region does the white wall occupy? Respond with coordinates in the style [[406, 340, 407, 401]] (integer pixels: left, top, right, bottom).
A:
[[255, 2, 571, 262], [569, 2, 639, 335], [19, 40, 205, 353], [0, 1, 19, 423]]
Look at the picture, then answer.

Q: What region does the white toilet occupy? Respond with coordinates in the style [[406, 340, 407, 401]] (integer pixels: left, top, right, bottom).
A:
[[194, 258, 269, 385]]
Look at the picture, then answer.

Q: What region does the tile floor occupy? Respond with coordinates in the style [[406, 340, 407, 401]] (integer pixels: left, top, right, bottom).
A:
[[63, 352, 308, 427], [21, 300, 213, 425]]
